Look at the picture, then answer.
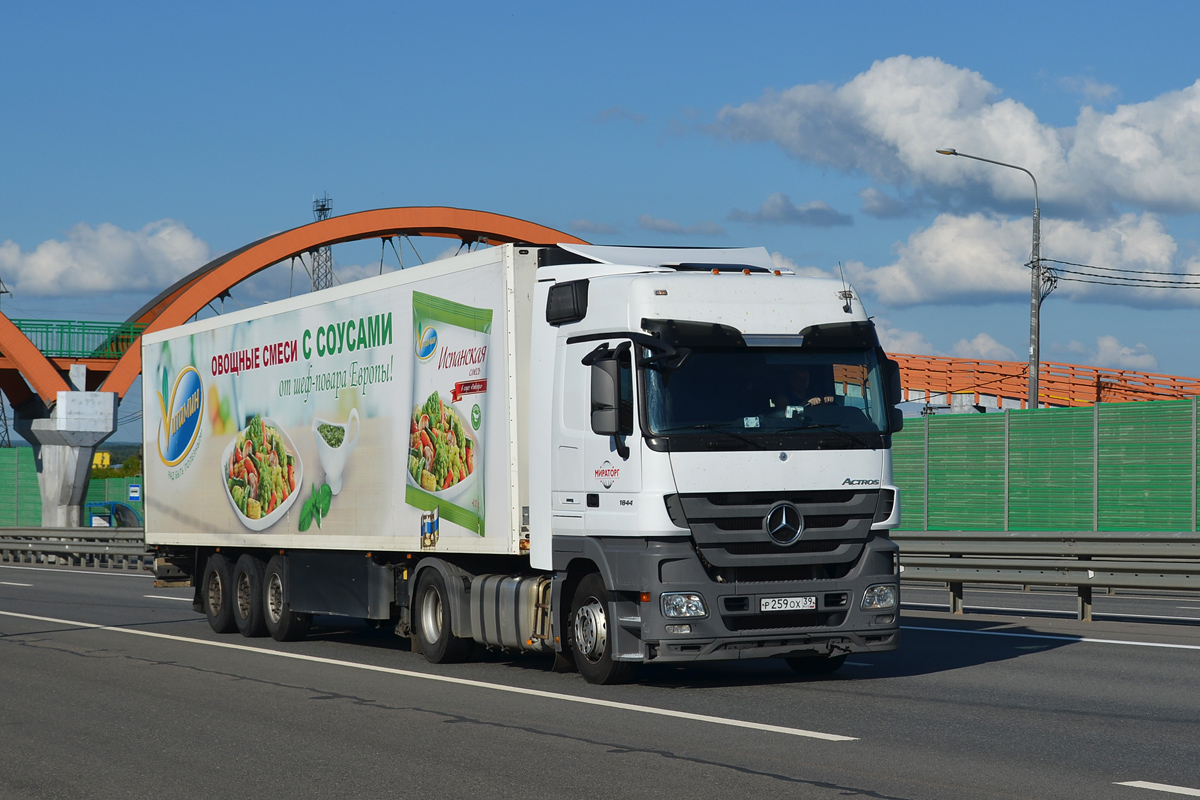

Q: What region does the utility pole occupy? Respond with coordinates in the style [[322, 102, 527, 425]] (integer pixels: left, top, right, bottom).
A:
[[937, 149, 1054, 408]]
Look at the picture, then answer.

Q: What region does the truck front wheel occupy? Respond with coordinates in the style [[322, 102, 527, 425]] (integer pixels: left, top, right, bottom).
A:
[[413, 569, 472, 663], [569, 573, 633, 685], [263, 555, 311, 642], [202, 553, 237, 634]]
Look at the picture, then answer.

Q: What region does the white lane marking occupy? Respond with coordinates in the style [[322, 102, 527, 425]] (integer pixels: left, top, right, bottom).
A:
[[902, 625, 1200, 652], [144, 595, 192, 602], [0, 609, 856, 742], [0, 582, 33, 587], [0, 564, 150, 579], [903, 602, 1200, 624], [1177, 607, 1200, 611], [1116, 780, 1200, 796]]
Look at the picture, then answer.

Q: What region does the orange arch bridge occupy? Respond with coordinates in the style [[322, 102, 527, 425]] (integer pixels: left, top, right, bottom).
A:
[[0, 207, 587, 407]]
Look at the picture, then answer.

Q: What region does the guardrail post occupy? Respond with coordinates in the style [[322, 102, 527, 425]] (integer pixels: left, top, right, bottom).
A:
[[949, 582, 964, 614], [1078, 586, 1093, 622]]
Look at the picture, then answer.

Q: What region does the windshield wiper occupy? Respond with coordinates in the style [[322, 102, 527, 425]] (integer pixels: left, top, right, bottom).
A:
[[790, 423, 875, 448], [659, 424, 766, 449]]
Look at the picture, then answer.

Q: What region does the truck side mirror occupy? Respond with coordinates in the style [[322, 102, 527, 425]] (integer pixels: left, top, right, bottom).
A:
[[885, 358, 903, 406], [889, 406, 905, 433], [590, 358, 621, 436]]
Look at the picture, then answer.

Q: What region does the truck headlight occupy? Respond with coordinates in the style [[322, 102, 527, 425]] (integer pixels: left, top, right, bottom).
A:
[[661, 592, 708, 619], [861, 584, 897, 611]]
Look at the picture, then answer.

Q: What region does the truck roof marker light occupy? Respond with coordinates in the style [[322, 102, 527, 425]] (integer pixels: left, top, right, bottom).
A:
[[743, 269, 751, 275], [655, 290, 668, 296], [640, 592, 652, 603], [774, 270, 782, 276]]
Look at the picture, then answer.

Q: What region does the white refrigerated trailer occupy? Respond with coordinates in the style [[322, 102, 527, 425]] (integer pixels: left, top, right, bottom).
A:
[[144, 242, 903, 683]]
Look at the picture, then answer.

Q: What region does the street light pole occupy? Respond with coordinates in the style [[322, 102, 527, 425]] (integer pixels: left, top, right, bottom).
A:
[[937, 148, 1045, 409]]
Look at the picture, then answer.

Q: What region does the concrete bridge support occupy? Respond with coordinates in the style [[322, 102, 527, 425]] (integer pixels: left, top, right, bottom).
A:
[[13, 366, 118, 528]]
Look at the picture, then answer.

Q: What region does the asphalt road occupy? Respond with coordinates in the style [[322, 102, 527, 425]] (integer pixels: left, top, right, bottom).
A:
[[2, 564, 1198, 800]]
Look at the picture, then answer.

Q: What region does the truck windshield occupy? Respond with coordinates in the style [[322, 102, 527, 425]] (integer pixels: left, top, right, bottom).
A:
[[643, 347, 890, 445]]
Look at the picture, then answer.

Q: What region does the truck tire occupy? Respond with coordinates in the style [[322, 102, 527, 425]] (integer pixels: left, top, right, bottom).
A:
[[413, 569, 472, 663], [569, 573, 633, 685], [202, 553, 237, 634], [263, 555, 311, 642], [785, 654, 847, 676], [233, 554, 268, 638]]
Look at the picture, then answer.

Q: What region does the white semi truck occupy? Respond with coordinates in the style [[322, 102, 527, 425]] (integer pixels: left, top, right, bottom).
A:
[[143, 242, 903, 684]]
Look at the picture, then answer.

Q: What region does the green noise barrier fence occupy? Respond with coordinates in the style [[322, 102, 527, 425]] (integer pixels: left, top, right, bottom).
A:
[[0, 448, 144, 527], [894, 399, 1200, 533]]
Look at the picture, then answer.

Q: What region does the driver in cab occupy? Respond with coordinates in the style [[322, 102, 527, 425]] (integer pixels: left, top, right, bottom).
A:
[[771, 367, 835, 419]]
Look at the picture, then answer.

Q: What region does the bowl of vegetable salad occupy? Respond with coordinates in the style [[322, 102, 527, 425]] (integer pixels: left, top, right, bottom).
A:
[[406, 393, 477, 502], [222, 415, 303, 531]]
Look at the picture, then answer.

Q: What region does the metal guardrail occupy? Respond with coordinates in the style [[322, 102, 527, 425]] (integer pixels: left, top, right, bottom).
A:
[[0, 527, 150, 571], [893, 530, 1200, 621], [9, 319, 147, 359]]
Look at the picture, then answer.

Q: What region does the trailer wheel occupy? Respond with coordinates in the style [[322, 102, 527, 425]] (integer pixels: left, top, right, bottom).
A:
[[785, 654, 847, 676], [233, 554, 268, 638], [263, 555, 311, 642], [202, 553, 237, 634], [413, 569, 472, 664], [569, 573, 633, 685]]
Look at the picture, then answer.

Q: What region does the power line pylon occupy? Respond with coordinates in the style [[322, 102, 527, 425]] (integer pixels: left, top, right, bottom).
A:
[[310, 194, 334, 292]]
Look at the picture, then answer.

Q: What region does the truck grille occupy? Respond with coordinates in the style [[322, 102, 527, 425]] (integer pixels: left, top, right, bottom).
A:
[[665, 490, 880, 568]]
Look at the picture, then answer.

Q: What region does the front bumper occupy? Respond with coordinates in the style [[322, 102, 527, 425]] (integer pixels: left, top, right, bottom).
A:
[[617, 536, 900, 663]]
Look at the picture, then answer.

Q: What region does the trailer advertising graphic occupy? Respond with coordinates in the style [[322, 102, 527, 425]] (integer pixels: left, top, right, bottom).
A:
[[142, 260, 511, 552]]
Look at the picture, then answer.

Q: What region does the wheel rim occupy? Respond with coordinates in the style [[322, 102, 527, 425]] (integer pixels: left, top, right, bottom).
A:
[[573, 596, 607, 663], [267, 572, 284, 624], [236, 571, 252, 620], [207, 571, 224, 616], [420, 586, 443, 645]]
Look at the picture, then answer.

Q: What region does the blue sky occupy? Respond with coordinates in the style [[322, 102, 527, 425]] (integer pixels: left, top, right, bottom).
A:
[[4, 1, 1200, 441]]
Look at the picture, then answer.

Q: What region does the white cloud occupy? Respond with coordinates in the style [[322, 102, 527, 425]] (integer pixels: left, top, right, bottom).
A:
[[872, 319, 937, 355], [850, 210, 1196, 308], [637, 215, 725, 236], [951, 332, 1016, 360], [0, 220, 210, 297], [847, 212, 1030, 305], [1062, 335, 1158, 370], [712, 55, 1200, 214], [729, 193, 852, 227]]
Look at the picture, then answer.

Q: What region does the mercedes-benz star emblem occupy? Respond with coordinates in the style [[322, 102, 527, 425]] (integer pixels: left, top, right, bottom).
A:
[[765, 502, 804, 546]]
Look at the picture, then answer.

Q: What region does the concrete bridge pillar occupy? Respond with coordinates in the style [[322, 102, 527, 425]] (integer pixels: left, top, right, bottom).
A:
[[13, 366, 118, 528]]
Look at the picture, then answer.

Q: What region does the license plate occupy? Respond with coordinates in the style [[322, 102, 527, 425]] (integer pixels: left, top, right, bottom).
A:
[[760, 595, 816, 612]]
